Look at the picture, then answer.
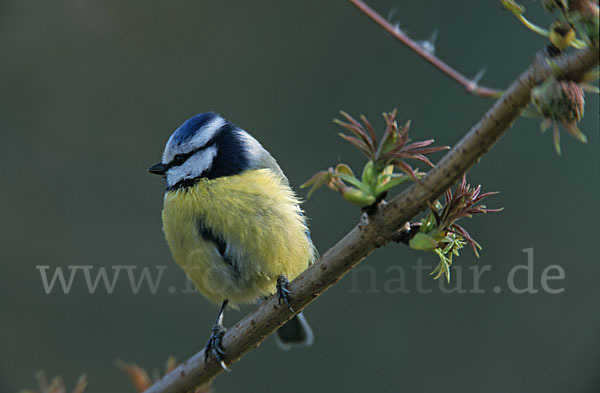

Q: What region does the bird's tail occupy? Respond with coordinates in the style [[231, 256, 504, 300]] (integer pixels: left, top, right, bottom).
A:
[[274, 312, 314, 350]]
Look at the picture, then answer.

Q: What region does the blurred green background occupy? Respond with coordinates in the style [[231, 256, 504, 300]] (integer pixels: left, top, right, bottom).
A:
[[1, 1, 598, 392]]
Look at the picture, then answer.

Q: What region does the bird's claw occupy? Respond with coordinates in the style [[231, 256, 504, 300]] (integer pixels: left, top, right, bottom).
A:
[[277, 275, 295, 314], [205, 325, 230, 372]]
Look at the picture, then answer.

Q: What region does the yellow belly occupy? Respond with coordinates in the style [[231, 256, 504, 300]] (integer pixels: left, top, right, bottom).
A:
[[162, 169, 314, 305]]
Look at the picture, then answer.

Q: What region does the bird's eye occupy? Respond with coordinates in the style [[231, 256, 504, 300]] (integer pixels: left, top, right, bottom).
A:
[[172, 154, 187, 166]]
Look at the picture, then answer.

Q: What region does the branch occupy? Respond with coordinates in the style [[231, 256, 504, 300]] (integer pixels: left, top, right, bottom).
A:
[[144, 45, 599, 393], [348, 0, 504, 98]]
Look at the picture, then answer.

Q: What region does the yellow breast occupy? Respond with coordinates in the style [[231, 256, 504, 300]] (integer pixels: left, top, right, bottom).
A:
[[162, 169, 314, 305]]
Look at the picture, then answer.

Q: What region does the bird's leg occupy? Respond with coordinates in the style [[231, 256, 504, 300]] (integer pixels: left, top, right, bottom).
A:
[[276, 274, 295, 314], [204, 299, 230, 372]]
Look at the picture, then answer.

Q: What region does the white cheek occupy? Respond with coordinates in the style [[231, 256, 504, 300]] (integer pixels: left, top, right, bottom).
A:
[[166, 146, 218, 186]]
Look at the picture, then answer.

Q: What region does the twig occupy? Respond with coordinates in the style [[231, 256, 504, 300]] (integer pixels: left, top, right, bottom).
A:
[[144, 45, 598, 393], [348, 0, 504, 98]]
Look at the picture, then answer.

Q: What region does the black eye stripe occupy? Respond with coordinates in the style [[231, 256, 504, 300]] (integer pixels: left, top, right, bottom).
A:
[[165, 139, 217, 170]]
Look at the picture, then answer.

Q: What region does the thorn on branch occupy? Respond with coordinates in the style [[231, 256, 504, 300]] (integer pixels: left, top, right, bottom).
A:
[[348, 0, 504, 98]]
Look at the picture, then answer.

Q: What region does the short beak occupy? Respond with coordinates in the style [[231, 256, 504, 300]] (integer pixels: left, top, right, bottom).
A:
[[147, 162, 167, 175]]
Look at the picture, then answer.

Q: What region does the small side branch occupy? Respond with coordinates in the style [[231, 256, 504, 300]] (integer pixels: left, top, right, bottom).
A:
[[144, 45, 598, 393], [348, 0, 504, 98]]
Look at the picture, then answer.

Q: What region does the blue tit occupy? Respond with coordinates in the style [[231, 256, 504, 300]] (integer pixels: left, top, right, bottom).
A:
[[148, 112, 316, 366]]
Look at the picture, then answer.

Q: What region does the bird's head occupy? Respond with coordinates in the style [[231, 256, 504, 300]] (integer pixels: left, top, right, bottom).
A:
[[148, 112, 268, 190]]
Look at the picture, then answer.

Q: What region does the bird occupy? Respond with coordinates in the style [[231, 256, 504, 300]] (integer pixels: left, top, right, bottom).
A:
[[148, 112, 316, 369]]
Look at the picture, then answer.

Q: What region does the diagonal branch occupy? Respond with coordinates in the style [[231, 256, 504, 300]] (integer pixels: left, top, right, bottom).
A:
[[144, 45, 599, 393], [348, 0, 504, 98]]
